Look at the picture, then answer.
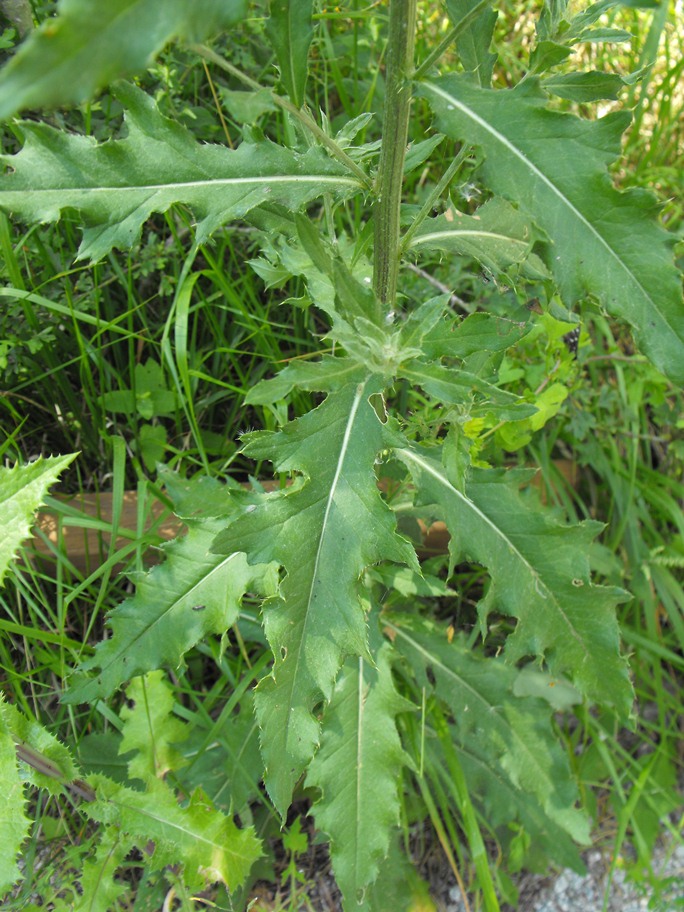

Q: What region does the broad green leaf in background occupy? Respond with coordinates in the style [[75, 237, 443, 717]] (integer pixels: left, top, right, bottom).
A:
[[65, 504, 279, 705], [0, 0, 246, 119], [0, 82, 364, 262], [390, 615, 590, 869], [307, 635, 413, 907], [0, 453, 77, 587], [86, 776, 262, 892], [0, 701, 30, 892], [397, 446, 633, 717], [119, 672, 189, 782], [408, 199, 539, 277], [418, 76, 684, 384], [446, 0, 498, 87], [212, 380, 418, 816], [265, 0, 314, 108]]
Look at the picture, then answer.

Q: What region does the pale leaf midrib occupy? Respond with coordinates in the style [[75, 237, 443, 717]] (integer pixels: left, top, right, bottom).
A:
[[423, 81, 669, 330], [398, 447, 587, 653], [4, 175, 360, 198], [410, 229, 528, 247], [279, 383, 369, 757], [390, 622, 553, 788], [94, 549, 242, 677]]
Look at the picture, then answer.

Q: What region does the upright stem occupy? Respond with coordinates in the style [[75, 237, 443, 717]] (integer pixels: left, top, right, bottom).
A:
[[373, 0, 417, 313]]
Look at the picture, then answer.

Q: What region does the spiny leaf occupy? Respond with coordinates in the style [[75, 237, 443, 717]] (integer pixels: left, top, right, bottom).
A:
[[74, 829, 131, 912], [265, 0, 314, 108], [0, 454, 77, 587], [0, 81, 364, 262], [0, 705, 30, 892], [0, 695, 80, 794], [421, 309, 531, 361], [390, 615, 590, 864], [64, 508, 279, 705], [408, 199, 539, 277], [417, 75, 684, 384], [307, 635, 413, 907], [0, 0, 247, 119], [87, 776, 261, 892], [245, 357, 361, 405], [212, 379, 418, 816], [119, 671, 189, 782], [398, 358, 534, 410], [396, 446, 633, 716]]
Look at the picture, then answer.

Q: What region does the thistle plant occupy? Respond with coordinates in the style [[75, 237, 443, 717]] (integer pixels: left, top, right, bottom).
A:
[[1, 1, 682, 910]]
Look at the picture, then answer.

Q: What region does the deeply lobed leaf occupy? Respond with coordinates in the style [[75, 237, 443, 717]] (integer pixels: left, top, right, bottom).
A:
[[307, 633, 413, 907], [397, 446, 633, 717], [213, 379, 418, 816], [65, 495, 278, 704], [391, 615, 590, 869], [0, 82, 364, 262], [86, 776, 261, 892]]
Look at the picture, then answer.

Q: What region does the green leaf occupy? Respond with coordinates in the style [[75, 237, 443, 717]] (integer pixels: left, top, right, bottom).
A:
[[396, 446, 633, 716], [307, 636, 413, 906], [399, 359, 533, 410], [391, 615, 590, 869], [212, 380, 418, 816], [0, 81, 364, 262], [0, 0, 247, 119], [422, 309, 531, 361], [87, 776, 261, 892], [245, 356, 361, 405], [74, 829, 131, 912], [446, 0, 497, 87], [64, 488, 279, 704], [178, 693, 263, 814], [218, 86, 277, 123], [119, 671, 189, 782], [417, 76, 684, 384], [265, 0, 314, 108], [0, 698, 80, 795], [408, 199, 539, 277], [0, 453, 77, 587], [0, 702, 30, 892], [542, 70, 625, 101]]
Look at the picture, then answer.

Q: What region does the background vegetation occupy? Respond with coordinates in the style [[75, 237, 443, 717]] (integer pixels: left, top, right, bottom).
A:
[[0, 1, 682, 910]]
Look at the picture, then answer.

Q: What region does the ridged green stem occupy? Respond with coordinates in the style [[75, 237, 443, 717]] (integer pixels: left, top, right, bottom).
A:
[[372, 0, 417, 314]]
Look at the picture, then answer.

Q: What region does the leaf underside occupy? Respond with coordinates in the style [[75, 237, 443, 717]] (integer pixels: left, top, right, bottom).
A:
[[418, 75, 684, 384]]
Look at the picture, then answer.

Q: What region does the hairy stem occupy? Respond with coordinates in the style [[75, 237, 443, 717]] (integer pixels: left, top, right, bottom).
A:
[[372, 0, 417, 313]]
